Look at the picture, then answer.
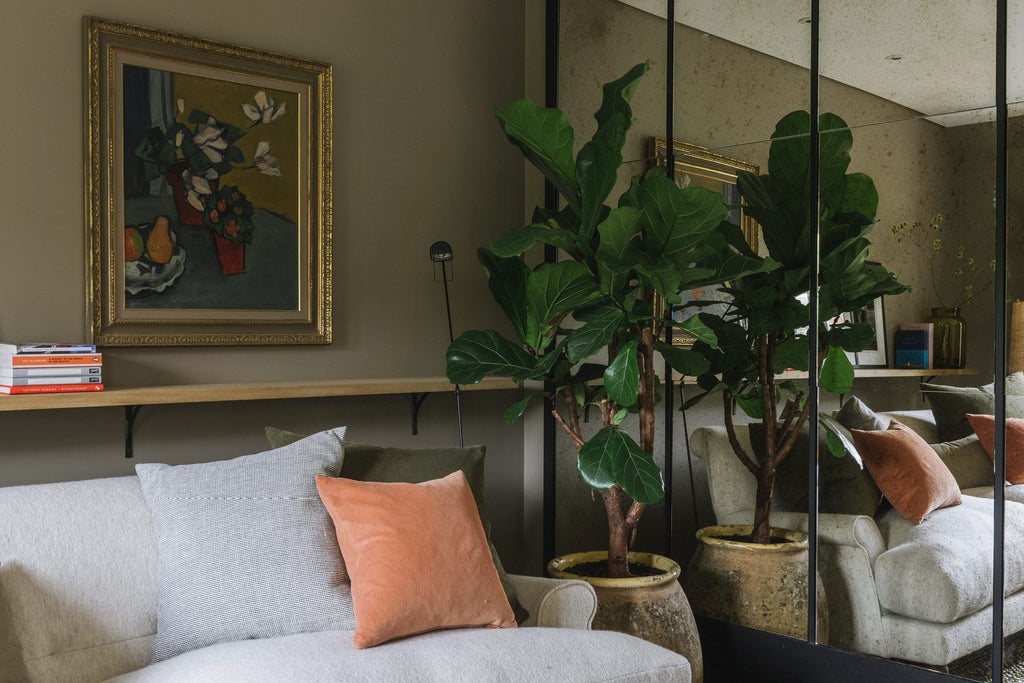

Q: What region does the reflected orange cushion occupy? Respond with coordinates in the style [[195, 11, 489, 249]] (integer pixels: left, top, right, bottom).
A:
[[850, 420, 962, 524], [315, 471, 516, 648], [966, 413, 1024, 483]]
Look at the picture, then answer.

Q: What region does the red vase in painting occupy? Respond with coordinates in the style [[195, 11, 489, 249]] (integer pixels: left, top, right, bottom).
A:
[[213, 233, 246, 275]]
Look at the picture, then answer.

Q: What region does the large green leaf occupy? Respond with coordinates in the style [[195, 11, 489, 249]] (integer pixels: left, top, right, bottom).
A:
[[577, 427, 664, 504], [773, 336, 810, 374], [446, 329, 536, 384], [595, 206, 643, 296], [495, 99, 580, 209], [478, 249, 529, 343], [657, 344, 711, 377], [818, 114, 854, 198], [490, 224, 577, 258], [819, 345, 855, 395], [636, 176, 728, 261], [831, 172, 878, 219], [604, 340, 639, 407], [503, 393, 545, 424], [566, 307, 625, 363], [525, 261, 600, 351], [767, 111, 811, 200]]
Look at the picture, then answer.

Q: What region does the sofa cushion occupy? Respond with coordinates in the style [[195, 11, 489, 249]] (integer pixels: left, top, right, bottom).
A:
[[0, 476, 158, 683], [105, 627, 691, 683], [136, 427, 353, 662], [835, 396, 888, 431], [851, 421, 961, 524], [264, 427, 525, 621], [967, 413, 1024, 484], [931, 435, 994, 490], [316, 471, 515, 648], [921, 372, 1024, 442], [874, 496, 1024, 623]]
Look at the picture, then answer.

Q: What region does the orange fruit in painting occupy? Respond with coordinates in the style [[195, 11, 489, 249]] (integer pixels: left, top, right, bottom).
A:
[[124, 227, 144, 262], [146, 216, 174, 264]]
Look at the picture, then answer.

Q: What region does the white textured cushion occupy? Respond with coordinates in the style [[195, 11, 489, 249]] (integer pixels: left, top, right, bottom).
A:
[[136, 427, 353, 662], [0, 476, 157, 683], [874, 496, 1024, 623], [105, 627, 690, 683]]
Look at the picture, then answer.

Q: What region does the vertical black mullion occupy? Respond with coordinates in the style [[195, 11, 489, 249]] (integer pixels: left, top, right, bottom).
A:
[[663, 0, 676, 558], [807, 0, 821, 645], [993, 0, 1007, 679], [542, 0, 560, 573]]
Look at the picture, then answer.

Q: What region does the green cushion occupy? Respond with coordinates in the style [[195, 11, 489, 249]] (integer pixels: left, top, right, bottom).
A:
[[834, 396, 887, 432], [922, 372, 1024, 442], [264, 426, 527, 622], [931, 435, 994, 490]]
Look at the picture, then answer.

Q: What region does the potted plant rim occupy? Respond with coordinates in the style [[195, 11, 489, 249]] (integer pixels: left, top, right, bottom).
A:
[[445, 62, 763, 676], [679, 110, 908, 638]]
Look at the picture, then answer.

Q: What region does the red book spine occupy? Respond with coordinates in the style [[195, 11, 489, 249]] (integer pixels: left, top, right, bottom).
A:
[[0, 383, 105, 395]]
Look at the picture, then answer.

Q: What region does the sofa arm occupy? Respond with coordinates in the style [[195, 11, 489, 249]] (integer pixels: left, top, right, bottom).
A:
[[768, 511, 888, 656], [506, 574, 597, 629]]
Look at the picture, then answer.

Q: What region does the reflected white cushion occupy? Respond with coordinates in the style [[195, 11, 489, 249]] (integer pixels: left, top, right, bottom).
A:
[[874, 496, 1024, 623]]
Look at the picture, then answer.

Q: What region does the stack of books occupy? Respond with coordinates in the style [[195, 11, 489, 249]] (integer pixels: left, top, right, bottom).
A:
[[0, 343, 103, 395]]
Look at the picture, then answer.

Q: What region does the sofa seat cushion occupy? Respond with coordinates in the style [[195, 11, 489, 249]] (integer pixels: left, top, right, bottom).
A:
[[105, 627, 691, 683], [874, 496, 1024, 623], [962, 484, 1024, 504]]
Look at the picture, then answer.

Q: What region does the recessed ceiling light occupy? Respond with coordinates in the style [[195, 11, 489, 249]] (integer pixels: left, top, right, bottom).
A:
[[885, 54, 903, 61], [798, 16, 812, 24]]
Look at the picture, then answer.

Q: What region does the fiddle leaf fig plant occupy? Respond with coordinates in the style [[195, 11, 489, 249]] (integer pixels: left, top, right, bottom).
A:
[[683, 111, 910, 545], [446, 62, 767, 578]]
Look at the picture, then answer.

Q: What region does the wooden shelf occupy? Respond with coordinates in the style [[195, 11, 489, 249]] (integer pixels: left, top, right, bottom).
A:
[[675, 367, 978, 384], [0, 376, 519, 412]]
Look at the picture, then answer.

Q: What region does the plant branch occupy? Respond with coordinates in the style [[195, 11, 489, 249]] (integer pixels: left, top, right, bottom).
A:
[[724, 390, 759, 476]]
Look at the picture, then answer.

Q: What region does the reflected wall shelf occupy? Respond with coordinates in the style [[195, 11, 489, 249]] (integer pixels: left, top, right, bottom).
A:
[[675, 367, 978, 384], [0, 376, 520, 457]]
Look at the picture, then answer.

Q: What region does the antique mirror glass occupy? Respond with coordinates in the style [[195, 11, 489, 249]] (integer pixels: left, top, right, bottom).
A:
[[819, 1, 999, 678]]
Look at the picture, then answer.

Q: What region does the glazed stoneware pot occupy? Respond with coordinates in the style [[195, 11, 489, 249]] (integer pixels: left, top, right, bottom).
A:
[[549, 551, 703, 683], [683, 524, 828, 642]]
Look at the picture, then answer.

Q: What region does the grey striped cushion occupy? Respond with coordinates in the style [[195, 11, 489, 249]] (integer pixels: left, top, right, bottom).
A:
[[135, 426, 354, 662]]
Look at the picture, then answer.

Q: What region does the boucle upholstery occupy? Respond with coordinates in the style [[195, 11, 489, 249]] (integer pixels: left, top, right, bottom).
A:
[[0, 472, 688, 682], [105, 627, 691, 683]]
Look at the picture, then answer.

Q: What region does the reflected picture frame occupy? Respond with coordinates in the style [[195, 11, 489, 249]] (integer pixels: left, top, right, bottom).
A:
[[851, 295, 888, 368], [85, 17, 332, 346], [650, 137, 758, 347]]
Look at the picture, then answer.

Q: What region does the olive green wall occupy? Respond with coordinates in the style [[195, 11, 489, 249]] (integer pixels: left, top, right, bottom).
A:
[[0, 1, 534, 571]]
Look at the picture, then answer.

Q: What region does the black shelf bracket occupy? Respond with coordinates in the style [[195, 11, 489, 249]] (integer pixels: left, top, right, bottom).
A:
[[410, 392, 430, 435], [124, 405, 141, 459]]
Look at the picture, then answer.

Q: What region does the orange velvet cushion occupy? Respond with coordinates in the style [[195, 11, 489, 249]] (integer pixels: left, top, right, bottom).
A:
[[850, 420, 962, 524], [966, 413, 1024, 483], [315, 471, 516, 648]]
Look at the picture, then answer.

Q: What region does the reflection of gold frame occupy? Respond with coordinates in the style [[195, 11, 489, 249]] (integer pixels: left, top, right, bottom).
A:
[[85, 17, 332, 345], [650, 137, 759, 253], [651, 137, 758, 347]]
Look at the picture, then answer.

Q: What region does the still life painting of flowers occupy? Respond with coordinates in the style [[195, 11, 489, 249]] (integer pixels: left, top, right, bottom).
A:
[[121, 66, 300, 311]]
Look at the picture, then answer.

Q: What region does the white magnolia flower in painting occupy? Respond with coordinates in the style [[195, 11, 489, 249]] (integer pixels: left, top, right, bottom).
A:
[[192, 118, 228, 163], [243, 91, 286, 125], [252, 141, 282, 176], [181, 169, 216, 211]]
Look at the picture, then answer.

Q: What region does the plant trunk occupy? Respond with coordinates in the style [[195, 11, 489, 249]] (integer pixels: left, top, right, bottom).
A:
[[602, 486, 631, 577], [751, 462, 776, 544]]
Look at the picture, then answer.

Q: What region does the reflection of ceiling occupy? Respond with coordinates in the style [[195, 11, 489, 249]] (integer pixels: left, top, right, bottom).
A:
[[618, 0, 1024, 127]]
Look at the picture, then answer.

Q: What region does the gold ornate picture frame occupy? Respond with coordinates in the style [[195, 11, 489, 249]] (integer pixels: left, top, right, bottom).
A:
[[85, 17, 332, 346], [651, 137, 758, 347]]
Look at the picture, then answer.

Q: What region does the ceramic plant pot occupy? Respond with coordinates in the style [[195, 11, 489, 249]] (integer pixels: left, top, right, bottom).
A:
[[213, 233, 246, 274], [683, 524, 828, 643], [549, 551, 703, 683]]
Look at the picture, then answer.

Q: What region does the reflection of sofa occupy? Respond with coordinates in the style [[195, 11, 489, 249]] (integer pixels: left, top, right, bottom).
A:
[[691, 409, 1024, 668], [0, 439, 691, 682]]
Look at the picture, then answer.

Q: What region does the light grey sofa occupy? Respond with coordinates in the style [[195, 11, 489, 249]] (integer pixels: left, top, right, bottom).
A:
[[690, 409, 1024, 668], [0, 475, 691, 682]]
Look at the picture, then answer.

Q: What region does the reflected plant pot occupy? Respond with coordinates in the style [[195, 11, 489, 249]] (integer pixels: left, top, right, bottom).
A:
[[213, 233, 246, 275]]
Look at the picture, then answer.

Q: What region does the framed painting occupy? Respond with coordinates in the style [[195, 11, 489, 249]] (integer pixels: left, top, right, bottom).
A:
[[651, 137, 758, 347], [85, 17, 332, 345]]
